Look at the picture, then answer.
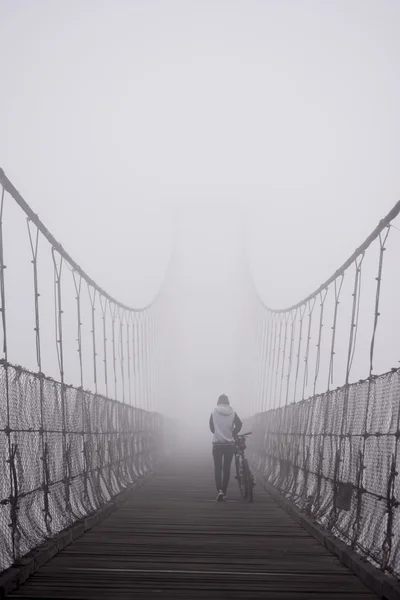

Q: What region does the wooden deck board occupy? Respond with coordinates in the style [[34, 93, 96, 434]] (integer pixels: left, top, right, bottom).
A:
[[9, 453, 378, 599]]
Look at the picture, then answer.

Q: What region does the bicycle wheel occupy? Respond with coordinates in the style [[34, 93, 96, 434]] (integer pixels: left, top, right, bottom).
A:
[[235, 454, 246, 499], [243, 458, 254, 503]]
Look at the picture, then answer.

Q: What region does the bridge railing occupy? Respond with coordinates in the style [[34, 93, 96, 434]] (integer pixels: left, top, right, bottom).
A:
[[250, 367, 400, 577], [249, 200, 400, 577], [0, 171, 170, 574], [0, 362, 163, 573]]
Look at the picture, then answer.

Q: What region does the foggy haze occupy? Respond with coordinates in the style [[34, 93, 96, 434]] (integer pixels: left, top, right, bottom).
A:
[[1, 1, 400, 442]]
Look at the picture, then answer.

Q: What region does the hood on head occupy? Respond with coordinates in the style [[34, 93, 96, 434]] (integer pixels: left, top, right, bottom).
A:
[[215, 405, 234, 416]]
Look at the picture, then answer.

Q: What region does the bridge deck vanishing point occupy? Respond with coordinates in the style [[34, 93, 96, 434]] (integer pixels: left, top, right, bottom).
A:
[[9, 454, 378, 600]]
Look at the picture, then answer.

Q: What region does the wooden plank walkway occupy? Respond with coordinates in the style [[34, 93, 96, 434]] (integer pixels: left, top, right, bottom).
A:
[[10, 452, 377, 599]]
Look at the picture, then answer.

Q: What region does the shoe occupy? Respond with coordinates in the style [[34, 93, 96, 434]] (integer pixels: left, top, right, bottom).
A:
[[216, 490, 224, 502]]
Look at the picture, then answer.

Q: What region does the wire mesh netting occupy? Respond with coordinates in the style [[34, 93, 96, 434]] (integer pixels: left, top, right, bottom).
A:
[[0, 170, 172, 574], [246, 201, 400, 578], [0, 362, 163, 573], [249, 368, 400, 576]]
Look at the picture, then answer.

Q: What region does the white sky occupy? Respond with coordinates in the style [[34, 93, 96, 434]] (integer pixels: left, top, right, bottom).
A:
[[1, 1, 400, 425]]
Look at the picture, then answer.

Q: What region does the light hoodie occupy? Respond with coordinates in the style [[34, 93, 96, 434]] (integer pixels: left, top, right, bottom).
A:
[[209, 405, 242, 444]]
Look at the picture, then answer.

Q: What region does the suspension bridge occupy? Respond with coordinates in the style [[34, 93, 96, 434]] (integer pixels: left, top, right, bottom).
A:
[[0, 168, 400, 599]]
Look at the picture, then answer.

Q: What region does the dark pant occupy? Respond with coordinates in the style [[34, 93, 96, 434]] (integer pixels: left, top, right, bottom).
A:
[[212, 444, 235, 494]]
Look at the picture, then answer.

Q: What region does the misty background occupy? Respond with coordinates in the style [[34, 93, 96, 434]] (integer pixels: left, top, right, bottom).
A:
[[1, 1, 400, 441]]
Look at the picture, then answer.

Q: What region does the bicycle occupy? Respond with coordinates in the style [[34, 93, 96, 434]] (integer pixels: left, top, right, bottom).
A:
[[234, 432, 255, 502]]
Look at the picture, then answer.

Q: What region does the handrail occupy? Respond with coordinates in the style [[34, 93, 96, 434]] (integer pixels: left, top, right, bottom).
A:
[[254, 199, 400, 313], [0, 168, 170, 312]]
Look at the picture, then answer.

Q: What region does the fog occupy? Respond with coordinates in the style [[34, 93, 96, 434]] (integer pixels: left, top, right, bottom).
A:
[[1, 1, 400, 445]]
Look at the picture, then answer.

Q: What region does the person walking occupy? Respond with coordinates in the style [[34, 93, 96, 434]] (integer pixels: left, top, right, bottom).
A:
[[209, 394, 242, 501]]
